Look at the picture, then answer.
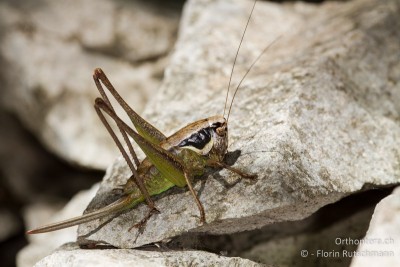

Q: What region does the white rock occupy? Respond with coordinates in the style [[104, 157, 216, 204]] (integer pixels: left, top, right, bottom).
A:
[[0, 0, 179, 169], [76, 0, 400, 249], [33, 243, 264, 267], [350, 187, 400, 267]]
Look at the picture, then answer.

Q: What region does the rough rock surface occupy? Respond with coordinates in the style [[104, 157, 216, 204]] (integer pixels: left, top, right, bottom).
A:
[[75, 0, 400, 249], [239, 195, 377, 267], [0, 0, 179, 169], [33, 243, 264, 267], [350, 187, 400, 267]]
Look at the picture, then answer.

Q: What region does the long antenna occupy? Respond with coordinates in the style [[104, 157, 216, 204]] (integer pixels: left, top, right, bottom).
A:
[[226, 35, 282, 123], [223, 0, 257, 117]]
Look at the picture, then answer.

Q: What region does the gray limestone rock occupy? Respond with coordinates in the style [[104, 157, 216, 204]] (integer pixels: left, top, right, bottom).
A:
[[75, 0, 400, 249], [239, 196, 377, 266], [0, 0, 179, 169], [350, 187, 400, 267], [33, 243, 265, 267]]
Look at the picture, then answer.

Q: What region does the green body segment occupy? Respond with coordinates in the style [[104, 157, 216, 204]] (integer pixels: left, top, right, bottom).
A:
[[123, 159, 176, 203], [26, 149, 206, 234], [120, 117, 193, 188], [131, 117, 166, 146], [124, 147, 208, 202], [27, 68, 224, 235]]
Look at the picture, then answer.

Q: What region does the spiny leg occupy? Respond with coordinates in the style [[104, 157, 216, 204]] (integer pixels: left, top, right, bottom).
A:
[[95, 98, 207, 224], [128, 207, 160, 232], [207, 160, 257, 180], [93, 68, 166, 145], [93, 70, 141, 167], [94, 99, 156, 210], [184, 170, 206, 224], [126, 168, 205, 227]]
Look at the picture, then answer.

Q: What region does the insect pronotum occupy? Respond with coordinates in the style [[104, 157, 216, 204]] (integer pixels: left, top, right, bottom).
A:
[[27, 0, 277, 234]]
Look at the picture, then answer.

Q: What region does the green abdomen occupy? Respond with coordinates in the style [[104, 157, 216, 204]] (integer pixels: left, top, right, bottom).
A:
[[124, 149, 207, 208]]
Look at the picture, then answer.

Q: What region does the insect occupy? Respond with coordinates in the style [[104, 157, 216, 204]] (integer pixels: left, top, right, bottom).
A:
[[27, 0, 272, 234]]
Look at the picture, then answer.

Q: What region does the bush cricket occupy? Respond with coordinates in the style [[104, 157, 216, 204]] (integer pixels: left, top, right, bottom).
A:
[[27, 0, 273, 235]]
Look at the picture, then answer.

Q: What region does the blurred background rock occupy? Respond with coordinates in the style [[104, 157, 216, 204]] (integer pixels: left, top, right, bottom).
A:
[[0, 0, 183, 266]]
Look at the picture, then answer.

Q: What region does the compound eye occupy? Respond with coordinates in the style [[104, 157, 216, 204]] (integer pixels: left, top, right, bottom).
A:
[[216, 125, 226, 136]]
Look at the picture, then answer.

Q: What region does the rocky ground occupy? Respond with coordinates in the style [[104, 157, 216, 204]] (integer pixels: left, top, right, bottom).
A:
[[0, 0, 399, 266]]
